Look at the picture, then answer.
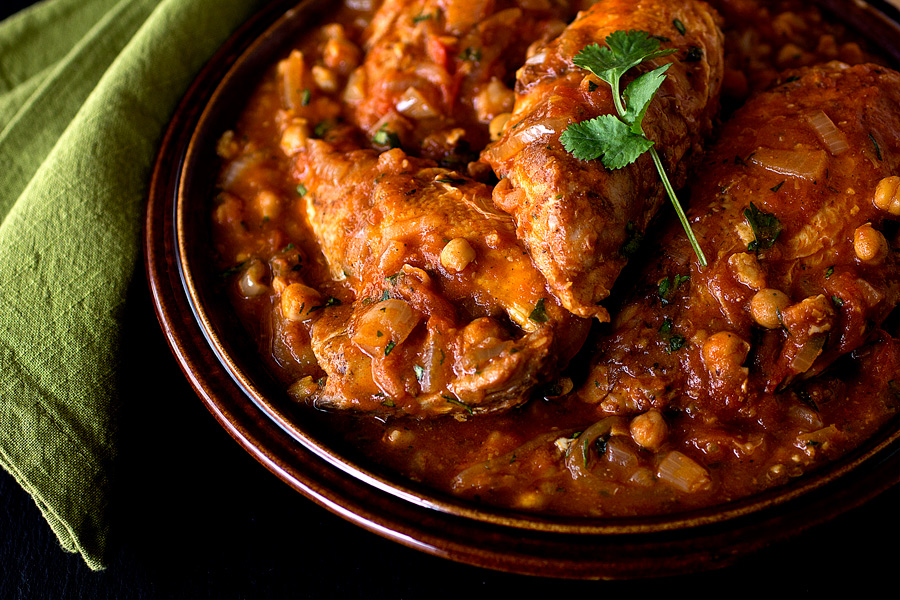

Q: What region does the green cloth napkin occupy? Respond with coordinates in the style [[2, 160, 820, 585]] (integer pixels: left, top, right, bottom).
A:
[[0, 0, 266, 570]]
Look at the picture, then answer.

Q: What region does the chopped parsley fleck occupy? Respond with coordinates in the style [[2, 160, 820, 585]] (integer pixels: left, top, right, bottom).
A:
[[309, 296, 341, 312], [459, 47, 481, 62], [621, 222, 644, 257], [221, 261, 247, 278], [314, 120, 334, 138], [381, 398, 396, 408], [385, 272, 401, 284], [870, 133, 883, 160], [436, 177, 466, 185], [684, 46, 703, 62], [413, 365, 425, 382], [770, 180, 785, 192], [744, 202, 782, 252], [373, 123, 401, 148], [658, 317, 686, 353], [673, 18, 686, 35], [384, 340, 396, 355], [296, 183, 308, 197], [301, 88, 311, 106], [832, 295, 844, 309], [529, 298, 549, 323], [658, 274, 689, 304], [443, 395, 473, 414], [825, 265, 834, 278], [412, 12, 432, 22]]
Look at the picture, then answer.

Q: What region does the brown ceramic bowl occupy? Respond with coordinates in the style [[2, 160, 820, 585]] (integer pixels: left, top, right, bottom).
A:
[[145, 0, 900, 579]]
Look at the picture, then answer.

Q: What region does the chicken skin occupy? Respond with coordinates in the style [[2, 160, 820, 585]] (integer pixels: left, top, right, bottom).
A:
[[290, 127, 590, 417], [580, 62, 900, 421], [482, 0, 724, 319]]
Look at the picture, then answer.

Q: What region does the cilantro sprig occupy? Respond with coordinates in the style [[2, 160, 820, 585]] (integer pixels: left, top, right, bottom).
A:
[[559, 30, 708, 267]]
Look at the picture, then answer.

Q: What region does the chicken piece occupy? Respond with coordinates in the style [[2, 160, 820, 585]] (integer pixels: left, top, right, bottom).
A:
[[579, 62, 900, 420], [346, 0, 576, 164], [290, 132, 590, 417], [482, 0, 724, 319]]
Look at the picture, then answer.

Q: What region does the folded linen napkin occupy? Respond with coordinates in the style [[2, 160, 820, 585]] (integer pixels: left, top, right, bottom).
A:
[[0, 0, 266, 570]]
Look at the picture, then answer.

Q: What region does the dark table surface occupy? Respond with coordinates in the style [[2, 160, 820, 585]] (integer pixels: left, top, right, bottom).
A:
[[3, 0, 900, 596]]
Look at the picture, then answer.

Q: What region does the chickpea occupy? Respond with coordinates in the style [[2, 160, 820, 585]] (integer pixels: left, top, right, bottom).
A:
[[853, 223, 888, 263], [440, 237, 476, 272], [750, 288, 790, 329], [873, 176, 900, 216], [281, 283, 323, 322], [254, 190, 281, 221], [701, 331, 750, 378], [630, 409, 668, 451]]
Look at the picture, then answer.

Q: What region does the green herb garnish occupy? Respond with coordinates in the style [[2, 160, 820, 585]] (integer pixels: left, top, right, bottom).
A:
[[770, 180, 785, 192], [413, 365, 425, 382], [658, 273, 689, 303], [443, 395, 474, 415], [529, 298, 549, 323], [296, 183, 308, 197], [559, 30, 707, 267], [412, 12, 432, 22], [301, 88, 311, 106], [314, 120, 334, 138], [309, 296, 341, 312], [673, 19, 686, 35], [825, 265, 834, 278], [743, 202, 782, 252], [870, 133, 883, 160], [373, 123, 401, 148], [384, 340, 396, 355], [459, 47, 481, 62], [832, 295, 844, 309]]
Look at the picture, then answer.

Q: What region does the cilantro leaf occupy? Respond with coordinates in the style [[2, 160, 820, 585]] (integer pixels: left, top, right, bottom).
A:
[[743, 202, 782, 251], [573, 31, 676, 90], [622, 64, 671, 132], [560, 115, 653, 167], [561, 29, 707, 268]]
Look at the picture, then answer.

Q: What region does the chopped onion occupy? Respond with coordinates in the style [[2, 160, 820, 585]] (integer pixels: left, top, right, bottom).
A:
[[750, 147, 827, 181], [806, 110, 849, 155], [280, 50, 306, 111], [352, 299, 421, 357], [525, 50, 546, 65], [395, 86, 440, 119], [564, 416, 626, 479], [239, 259, 268, 298], [656, 451, 711, 493], [218, 150, 267, 189], [789, 333, 826, 374]]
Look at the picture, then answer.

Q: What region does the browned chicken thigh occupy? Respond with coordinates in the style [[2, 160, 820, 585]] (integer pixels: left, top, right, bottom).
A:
[[346, 0, 577, 163], [483, 0, 724, 319], [581, 62, 900, 421], [289, 128, 590, 417]]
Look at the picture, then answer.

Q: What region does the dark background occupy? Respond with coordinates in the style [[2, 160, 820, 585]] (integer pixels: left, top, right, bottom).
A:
[[3, 0, 900, 597]]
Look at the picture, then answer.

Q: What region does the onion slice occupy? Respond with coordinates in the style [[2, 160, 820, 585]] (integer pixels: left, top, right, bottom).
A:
[[750, 147, 827, 181], [806, 110, 849, 156]]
